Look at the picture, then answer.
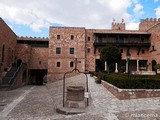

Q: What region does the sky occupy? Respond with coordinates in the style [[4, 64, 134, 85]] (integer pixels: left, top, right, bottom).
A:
[[0, 0, 160, 38]]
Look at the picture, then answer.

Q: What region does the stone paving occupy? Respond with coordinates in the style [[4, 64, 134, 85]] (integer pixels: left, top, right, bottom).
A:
[[0, 74, 160, 120]]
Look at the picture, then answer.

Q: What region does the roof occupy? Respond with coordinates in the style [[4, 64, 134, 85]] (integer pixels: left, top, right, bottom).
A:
[[86, 29, 151, 35]]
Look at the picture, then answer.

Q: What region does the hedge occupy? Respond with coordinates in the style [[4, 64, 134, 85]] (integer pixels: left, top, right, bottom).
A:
[[95, 72, 160, 89]]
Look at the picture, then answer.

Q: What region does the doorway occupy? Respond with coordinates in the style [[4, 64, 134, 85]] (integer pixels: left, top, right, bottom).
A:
[[152, 60, 157, 71]]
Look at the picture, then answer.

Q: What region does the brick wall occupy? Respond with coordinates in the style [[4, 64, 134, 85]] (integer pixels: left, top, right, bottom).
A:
[[15, 45, 48, 70], [85, 30, 96, 72], [139, 18, 160, 31], [101, 80, 160, 100], [30, 48, 48, 69], [48, 27, 86, 81], [15, 44, 32, 65], [112, 22, 125, 30], [0, 18, 17, 71], [147, 21, 160, 70]]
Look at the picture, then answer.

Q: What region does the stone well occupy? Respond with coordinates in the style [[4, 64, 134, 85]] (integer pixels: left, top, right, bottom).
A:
[[65, 86, 86, 108]]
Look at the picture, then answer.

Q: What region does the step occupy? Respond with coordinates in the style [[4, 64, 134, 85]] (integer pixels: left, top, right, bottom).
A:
[[2, 77, 11, 85], [0, 85, 10, 91]]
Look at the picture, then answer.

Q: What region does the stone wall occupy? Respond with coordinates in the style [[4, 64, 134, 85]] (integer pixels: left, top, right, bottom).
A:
[[101, 80, 160, 100]]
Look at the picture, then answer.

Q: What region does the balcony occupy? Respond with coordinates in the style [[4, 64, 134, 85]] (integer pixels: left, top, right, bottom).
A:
[[93, 41, 151, 47], [93, 32, 151, 47]]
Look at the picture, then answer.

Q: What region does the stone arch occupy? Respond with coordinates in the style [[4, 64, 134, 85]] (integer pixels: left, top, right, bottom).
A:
[[16, 59, 22, 67]]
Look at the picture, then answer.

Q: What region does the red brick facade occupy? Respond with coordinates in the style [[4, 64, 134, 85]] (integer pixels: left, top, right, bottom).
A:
[[1, 17, 160, 83], [48, 27, 86, 81], [0, 18, 17, 70]]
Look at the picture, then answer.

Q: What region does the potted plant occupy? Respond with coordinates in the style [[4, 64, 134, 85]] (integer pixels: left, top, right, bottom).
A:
[[90, 71, 94, 77], [95, 75, 101, 84]]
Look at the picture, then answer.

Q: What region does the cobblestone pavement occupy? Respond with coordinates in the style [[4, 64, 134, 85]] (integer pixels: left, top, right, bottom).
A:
[[0, 74, 160, 120]]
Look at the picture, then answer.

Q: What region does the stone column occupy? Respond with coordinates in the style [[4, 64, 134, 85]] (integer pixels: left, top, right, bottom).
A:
[[137, 59, 139, 72], [125, 60, 128, 73], [115, 63, 118, 73], [105, 61, 107, 71]]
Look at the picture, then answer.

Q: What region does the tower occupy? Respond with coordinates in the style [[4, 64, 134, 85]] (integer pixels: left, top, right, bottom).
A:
[[112, 19, 125, 30]]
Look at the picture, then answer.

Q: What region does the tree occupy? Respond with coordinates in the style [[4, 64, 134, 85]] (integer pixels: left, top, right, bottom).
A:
[[154, 64, 160, 74], [100, 46, 122, 73]]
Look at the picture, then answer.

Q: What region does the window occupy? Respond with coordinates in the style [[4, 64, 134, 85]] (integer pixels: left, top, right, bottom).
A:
[[88, 37, 90, 41], [87, 48, 90, 53], [39, 61, 41, 64], [121, 49, 123, 53], [70, 61, 74, 67], [71, 35, 74, 40], [2, 44, 5, 63], [11, 50, 14, 63], [56, 47, 61, 54], [57, 62, 61, 67], [70, 48, 74, 54], [142, 49, 145, 54], [57, 35, 60, 40], [152, 45, 155, 51], [98, 48, 101, 53]]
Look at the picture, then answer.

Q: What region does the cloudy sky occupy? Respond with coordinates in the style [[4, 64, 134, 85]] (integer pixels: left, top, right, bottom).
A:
[[0, 0, 160, 37]]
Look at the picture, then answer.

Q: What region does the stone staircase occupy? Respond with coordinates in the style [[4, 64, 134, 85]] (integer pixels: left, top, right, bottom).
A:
[[0, 64, 24, 90]]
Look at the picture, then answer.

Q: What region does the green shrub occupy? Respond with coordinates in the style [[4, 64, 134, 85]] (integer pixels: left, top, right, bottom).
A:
[[95, 72, 160, 89]]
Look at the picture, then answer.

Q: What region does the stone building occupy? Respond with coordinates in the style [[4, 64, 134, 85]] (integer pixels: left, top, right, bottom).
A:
[[0, 17, 160, 88]]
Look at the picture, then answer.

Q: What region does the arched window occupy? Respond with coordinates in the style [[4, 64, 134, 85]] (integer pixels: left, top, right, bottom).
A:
[[2, 44, 5, 63], [70, 61, 74, 67]]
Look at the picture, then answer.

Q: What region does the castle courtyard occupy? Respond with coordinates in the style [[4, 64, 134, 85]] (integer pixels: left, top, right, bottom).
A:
[[0, 74, 160, 120]]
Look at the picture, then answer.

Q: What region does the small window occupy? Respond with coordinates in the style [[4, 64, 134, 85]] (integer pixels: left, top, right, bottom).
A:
[[57, 62, 61, 67], [71, 35, 74, 40], [11, 50, 14, 63], [142, 49, 145, 54], [57, 35, 60, 40], [121, 49, 123, 53], [87, 48, 90, 53], [88, 37, 90, 41], [152, 45, 155, 50], [70, 48, 74, 54], [70, 61, 74, 67], [56, 47, 61, 54], [2, 44, 5, 63], [39, 61, 41, 64]]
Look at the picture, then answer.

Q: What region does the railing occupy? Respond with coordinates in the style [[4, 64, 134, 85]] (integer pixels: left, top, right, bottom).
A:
[[8, 63, 23, 85], [93, 41, 151, 46]]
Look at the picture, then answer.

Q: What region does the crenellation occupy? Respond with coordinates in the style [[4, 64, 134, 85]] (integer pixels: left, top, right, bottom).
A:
[[17, 36, 49, 41], [112, 22, 125, 30], [150, 18, 153, 21], [139, 18, 160, 31]]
